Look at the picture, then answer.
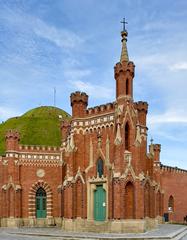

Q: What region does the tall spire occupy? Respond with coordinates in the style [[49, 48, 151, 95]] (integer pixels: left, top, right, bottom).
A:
[[120, 18, 129, 63]]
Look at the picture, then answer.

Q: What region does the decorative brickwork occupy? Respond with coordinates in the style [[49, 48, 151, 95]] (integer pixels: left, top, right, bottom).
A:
[[0, 27, 186, 231], [28, 181, 53, 218]]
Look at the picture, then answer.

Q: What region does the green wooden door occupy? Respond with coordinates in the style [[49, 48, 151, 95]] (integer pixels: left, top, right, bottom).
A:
[[94, 185, 106, 221], [36, 188, 47, 218]]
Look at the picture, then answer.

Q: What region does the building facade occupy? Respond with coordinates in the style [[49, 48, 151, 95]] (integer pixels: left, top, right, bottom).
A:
[[0, 28, 187, 233]]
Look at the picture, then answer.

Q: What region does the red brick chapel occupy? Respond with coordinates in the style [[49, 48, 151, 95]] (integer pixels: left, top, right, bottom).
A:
[[0, 25, 187, 232]]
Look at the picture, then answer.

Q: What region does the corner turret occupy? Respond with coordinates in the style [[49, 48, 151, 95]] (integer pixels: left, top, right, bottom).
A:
[[5, 130, 20, 152], [134, 101, 148, 126], [153, 144, 161, 162], [149, 143, 161, 162], [70, 91, 88, 118]]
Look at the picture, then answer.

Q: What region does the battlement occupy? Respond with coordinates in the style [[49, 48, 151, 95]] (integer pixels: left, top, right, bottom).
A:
[[70, 91, 88, 106], [114, 61, 135, 78], [160, 164, 187, 174], [19, 145, 60, 152], [153, 144, 161, 152], [134, 101, 148, 126], [86, 102, 115, 116], [5, 130, 20, 140], [134, 101, 148, 113]]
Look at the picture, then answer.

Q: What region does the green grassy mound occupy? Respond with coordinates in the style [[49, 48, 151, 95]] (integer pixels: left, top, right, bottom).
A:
[[0, 106, 70, 155]]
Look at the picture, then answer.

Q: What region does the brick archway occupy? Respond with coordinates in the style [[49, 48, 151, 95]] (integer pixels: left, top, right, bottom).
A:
[[28, 181, 53, 218]]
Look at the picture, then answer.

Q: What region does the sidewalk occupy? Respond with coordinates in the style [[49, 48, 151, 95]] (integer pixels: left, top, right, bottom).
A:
[[2, 224, 186, 240]]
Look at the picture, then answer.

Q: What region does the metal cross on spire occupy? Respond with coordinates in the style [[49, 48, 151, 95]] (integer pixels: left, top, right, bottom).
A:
[[121, 18, 128, 32]]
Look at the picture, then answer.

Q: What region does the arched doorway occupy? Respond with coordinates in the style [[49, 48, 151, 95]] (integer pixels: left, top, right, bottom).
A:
[[94, 185, 106, 221], [125, 182, 135, 219], [36, 187, 47, 218]]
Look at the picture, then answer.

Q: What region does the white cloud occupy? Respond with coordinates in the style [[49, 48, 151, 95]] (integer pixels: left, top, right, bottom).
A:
[[33, 19, 84, 49], [0, 6, 84, 51], [170, 62, 187, 71], [148, 109, 187, 125], [64, 69, 92, 80], [69, 80, 113, 100], [0, 107, 21, 122]]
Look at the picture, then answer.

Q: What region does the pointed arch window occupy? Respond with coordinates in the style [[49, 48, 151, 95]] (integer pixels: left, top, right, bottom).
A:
[[168, 195, 174, 212], [97, 159, 104, 178], [125, 122, 130, 150], [126, 79, 129, 95]]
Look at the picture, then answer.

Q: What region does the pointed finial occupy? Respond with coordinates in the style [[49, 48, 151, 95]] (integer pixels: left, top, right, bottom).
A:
[[120, 18, 129, 63], [150, 137, 154, 145]]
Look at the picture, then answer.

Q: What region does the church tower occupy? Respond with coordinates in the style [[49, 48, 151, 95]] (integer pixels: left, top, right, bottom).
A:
[[114, 21, 135, 103]]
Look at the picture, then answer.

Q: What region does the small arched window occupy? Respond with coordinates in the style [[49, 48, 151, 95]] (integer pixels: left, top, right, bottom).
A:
[[126, 79, 129, 95], [97, 159, 104, 178], [168, 195, 174, 212], [125, 122, 130, 150]]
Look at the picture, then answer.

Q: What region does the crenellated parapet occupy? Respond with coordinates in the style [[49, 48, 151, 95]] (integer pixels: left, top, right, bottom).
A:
[[114, 61, 135, 78], [6, 129, 20, 140], [18, 145, 60, 152], [5, 130, 20, 152], [153, 144, 161, 152], [160, 164, 187, 174], [70, 91, 88, 106], [86, 102, 114, 116], [134, 101, 148, 113], [70, 91, 88, 118], [134, 101, 148, 126]]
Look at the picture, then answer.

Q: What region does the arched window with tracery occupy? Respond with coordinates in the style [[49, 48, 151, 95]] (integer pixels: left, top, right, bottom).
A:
[[168, 195, 174, 212], [125, 122, 130, 150], [97, 159, 104, 178]]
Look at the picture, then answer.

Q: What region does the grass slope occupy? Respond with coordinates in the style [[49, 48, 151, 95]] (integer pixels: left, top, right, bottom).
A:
[[0, 106, 70, 155]]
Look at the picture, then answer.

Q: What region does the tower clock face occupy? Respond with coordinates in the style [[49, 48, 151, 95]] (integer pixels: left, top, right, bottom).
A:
[[36, 169, 45, 178]]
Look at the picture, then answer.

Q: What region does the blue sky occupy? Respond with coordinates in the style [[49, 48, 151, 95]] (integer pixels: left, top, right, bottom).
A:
[[0, 0, 187, 169]]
